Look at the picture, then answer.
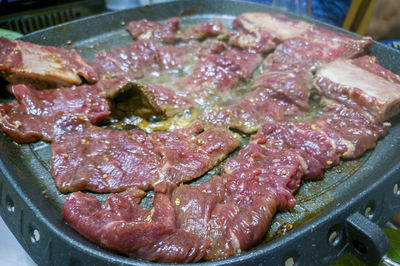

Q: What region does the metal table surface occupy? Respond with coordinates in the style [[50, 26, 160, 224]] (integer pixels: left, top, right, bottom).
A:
[[0, 216, 36, 266]]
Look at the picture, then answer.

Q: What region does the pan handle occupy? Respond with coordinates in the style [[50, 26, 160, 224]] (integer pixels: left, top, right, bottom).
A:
[[345, 212, 398, 266]]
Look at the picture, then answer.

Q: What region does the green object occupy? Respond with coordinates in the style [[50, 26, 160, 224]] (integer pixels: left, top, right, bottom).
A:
[[0, 28, 23, 39], [331, 227, 400, 265], [384, 228, 400, 263]]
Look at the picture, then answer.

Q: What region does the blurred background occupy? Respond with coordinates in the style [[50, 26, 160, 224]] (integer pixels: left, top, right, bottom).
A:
[[0, 0, 400, 42]]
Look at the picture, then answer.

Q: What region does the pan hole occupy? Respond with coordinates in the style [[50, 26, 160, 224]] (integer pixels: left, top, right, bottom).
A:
[[364, 200, 376, 219], [327, 225, 342, 246], [394, 184, 400, 196], [283, 251, 299, 266], [284, 257, 294, 266], [5, 195, 15, 213], [353, 240, 367, 254], [29, 227, 40, 244]]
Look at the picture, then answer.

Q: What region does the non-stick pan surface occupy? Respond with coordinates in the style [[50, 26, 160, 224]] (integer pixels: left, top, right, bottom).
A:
[[1, 1, 400, 265]]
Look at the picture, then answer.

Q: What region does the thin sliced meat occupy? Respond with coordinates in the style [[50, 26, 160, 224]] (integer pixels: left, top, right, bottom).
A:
[[222, 143, 303, 209], [222, 48, 262, 78], [253, 69, 312, 110], [252, 121, 340, 179], [149, 122, 241, 186], [126, 17, 227, 43], [171, 176, 278, 260], [201, 87, 299, 133], [0, 77, 138, 143], [51, 114, 161, 193], [177, 20, 228, 41], [304, 26, 372, 63], [172, 142, 304, 260], [91, 40, 188, 80], [51, 116, 241, 193], [314, 56, 400, 122], [126, 17, 180, 43], [315, 101, 389, 159], [196, 39, 227, 55], [0, 79, 123, 143], [174, 54, 240, 99], [175, 49, 261, 105], [264, 35, 371, 73], [62, 190, 208, 263], [0, 37, 97, 88]]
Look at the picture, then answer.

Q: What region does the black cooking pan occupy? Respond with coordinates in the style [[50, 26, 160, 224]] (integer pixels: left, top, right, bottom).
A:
[[1, 0, 400, 265]]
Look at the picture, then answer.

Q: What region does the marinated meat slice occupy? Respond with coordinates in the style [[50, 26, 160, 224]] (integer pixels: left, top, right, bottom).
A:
[[126, 17, 180, 43], [222, 143, 303, 209], [202, 87, 299, 133], [229, 13, 311, 52], [0, 37, 97, 88], [51, 116, 241, 193], [196, 39, 227, 55], [252, 121, 340, 179], [149, 122, 241, 185], [314, 56, 400, 122], [126, 17, 227, 43], [91, 40, 187, 80], [206, 193, 276, 260], [177, 20, 228, 41], [174, 54, 240, 99], [111, 82, 193, 119], [62, 190, 208, 263], [171, 142, 303, 260], [305, 26, 372, 60], [253, 69, 312, 110], [0, 81, 113, 143], [315, 102, 389, 159], [52, 114, 161, 193], [175, 49, 261, 105], [222, 48, 262, 78], [264, 34, 371, 73], [172, 177, 278, 260]]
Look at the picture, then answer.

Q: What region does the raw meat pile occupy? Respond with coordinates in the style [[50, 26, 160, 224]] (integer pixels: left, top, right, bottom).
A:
[[1, 12, 399, 263]]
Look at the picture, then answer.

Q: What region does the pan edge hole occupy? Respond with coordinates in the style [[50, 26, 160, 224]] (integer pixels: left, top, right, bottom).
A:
[[394, 183, 400, 196], [5, 195, 15, 213], [283, 250, 299, 266], [285, 257, 294, 266], [29, 226, 40, 244], [327, 225, 342, 246], [364, 200, 376, 219]]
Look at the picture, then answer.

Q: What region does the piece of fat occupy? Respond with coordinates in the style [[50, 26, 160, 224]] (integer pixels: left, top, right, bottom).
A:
[[314, 57, 400, 122]]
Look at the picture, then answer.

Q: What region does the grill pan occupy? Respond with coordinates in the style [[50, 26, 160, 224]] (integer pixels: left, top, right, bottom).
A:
[[1, 0, 400, 265]]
